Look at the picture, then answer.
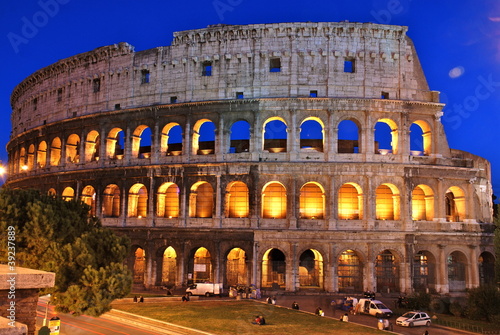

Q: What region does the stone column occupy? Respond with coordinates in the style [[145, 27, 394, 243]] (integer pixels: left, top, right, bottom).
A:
[[467, 245, 479, 289], [436, 245, 448, 294]]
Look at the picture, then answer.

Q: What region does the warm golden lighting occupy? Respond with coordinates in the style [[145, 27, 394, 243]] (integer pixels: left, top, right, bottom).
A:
[[338, 183, 362, 220], [299, 182, 324, 219], [262, 182, 287, 219], [21, 165, 29, 171], [375, 184, 399, 220], [227, 182, 249, 218], [0, 165, 6, 176]]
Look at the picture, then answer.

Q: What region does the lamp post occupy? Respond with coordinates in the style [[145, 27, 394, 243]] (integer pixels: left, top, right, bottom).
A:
[[43, 294, 51, 327]]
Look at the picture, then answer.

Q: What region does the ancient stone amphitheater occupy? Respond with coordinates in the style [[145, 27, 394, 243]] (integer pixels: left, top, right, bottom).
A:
[[6, 22, 495, 294]]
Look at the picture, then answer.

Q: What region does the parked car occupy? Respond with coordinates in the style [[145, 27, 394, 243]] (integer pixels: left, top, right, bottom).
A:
[[354, 299, 393, 318], [396, 311, 431, 327]]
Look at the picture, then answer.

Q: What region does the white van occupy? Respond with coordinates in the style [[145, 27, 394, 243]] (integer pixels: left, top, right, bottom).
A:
[[354, 298, 393, 318], [186, 283, 223, 297]]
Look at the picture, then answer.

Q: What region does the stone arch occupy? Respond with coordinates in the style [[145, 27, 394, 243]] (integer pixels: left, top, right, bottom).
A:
[[263, 117, 287, 152], [161, 246, 177, 286], [445, 186, 466, 222], [299, 117, 324, 152], [411, 184, 434, 221], [62, 186, 75, 201], [19, 147, 26, 171], [188, 247, 213, 283], [85, 130, 100, 162], [375, 249, 400, 293], [298, 249, 324, 289], [262, 248, 286, 288], [81, 185, 96, 216], [448, 250, 467, 292], [27, 144, 35, 170], [189, 181, 214, 218], [338, 118, 361, 153], [478, 251, 495, 285], [102, 184, 121, 217], [410, 120, 432, 156], [66, 134, 80, 163], [375, 183, 400, 220], [374, 118, 398, 154], [229, 120, 250, 153], [192, 119, 215, 155], [132, 125, 152, 159], [262, 181, 287, 219], [132, 245, 146, 284], [299, 182, 325, 219], [128, 183, 148, 218], [338, 249, 364, 293], [106, 128, 125, 160], [37, 141, 47, 168], [157, 182, 180, 218], [50, 137, 61, 166], [226, 247, 248, 287], [226, 181, 249, 218], [338, 182, 364, 220], [413, 250, 437, 293], [161, 122, 183, 156]]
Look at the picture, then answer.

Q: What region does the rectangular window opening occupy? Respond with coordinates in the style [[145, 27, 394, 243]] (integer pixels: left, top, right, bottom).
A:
[[310, 90, 318, 98], [270, 57, 281, 72], [344, 59, 355, 73], [141, 70, 150, 84], [236, 92, 244, 99], [57, 88, 63, 102], [33, 98, 37, 111], [93, 78, 101, 93], [381, 91, 389, 99], [170, 96, 177, 103], [202, 61, 212, 76], [115, 104, 121, 110]]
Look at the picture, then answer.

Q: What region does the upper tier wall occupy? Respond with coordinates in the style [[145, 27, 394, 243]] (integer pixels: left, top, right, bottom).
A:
[[10, 21, 436, 137]]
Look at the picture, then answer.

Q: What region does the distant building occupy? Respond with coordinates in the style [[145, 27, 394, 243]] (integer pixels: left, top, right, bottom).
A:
[[6, 22, 495, 294]]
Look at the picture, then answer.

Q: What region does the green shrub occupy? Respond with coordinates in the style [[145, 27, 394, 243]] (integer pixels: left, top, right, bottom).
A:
[[449, 301, 464, 317], [465, 285, 500, 322]]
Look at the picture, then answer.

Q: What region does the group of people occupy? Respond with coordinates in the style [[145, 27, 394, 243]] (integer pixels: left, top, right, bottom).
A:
[[133, 295, 144, 303], [266, 296, 277, 305], [252, 315, 266, 325]]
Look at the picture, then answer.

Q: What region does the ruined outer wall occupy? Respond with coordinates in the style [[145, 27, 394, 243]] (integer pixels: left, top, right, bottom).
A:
[[10, 22, 436, 137]]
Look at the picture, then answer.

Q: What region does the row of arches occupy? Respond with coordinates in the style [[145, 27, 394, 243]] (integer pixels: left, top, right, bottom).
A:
[[132, 245, 495, 293], [10, 116, 434, 175], [57, 181, 467, 222]]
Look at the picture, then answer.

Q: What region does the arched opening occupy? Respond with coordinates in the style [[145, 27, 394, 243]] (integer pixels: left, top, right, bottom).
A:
[[445, 186, 466, 222], [226, 248, 247, 287], [66, 134, 80, 163], [128, 184, 148, 218], [132, 125, 152, 159], [157, 183, 180, 218], [133, 247, 146, 284], [162, 246, 177, 286], [102, 184, 121, 217], [229, 120, 250, 153], [338, 119, 360, 153], [300, 118, 323, 152], [410, 120, 431, 156], [262, 182, 287, 219], [27, 144, 35, 170], [338, 183, 363, 220], [478, 252, 495, 285], [263, 118, 287, 153], [161, 123, 183, 156], [37, 141, 47, 168], [189, 182, 214, 218], [106, 128, 125, 160], [226, 181, 249, 218], [413, 251, 437, 293], [50, 137, 61, 166], [375, 184, 400, 220], [190, 247, 212, 283], [448, 251, 467, 292], [47, 188, 56, 196], [19, 147, 26, 171], [262, 248, 286, 288], [299, 182, 324, 219], [376, 250, 399, 293], [193, 119, 215, 155], [62, 187, 75, 201], [81, 185, 96, 216], [411, 185, 434, 221], [375, 118, 398, 154], [299, 249, 323, 289], [338, 249, 363, 293], [85, 130, 100, 162]]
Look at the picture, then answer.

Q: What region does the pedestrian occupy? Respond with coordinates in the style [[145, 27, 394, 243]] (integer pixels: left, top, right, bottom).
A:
[[182, 293, 190, 302], [266, 296, 272, 304], [133, 295, 138, 303], [139, 296, 144, 303], [292, 301, 299, 310], [271, 296, 277, 305], [315, 307, 324, 316], [341, 313, 349, 322]]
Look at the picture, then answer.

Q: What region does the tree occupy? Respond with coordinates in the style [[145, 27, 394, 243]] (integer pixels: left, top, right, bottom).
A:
[[0, 188, 132, 316]]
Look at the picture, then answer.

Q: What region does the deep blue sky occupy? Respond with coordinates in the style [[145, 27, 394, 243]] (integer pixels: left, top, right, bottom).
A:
[[1, 0, 499, 199]]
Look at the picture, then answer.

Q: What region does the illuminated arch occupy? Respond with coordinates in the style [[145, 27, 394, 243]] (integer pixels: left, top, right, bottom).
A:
[[157, 182, 180, 218], [19, 147, 26, 171], [411, 185, 434, 221], [410, 120, 432, 156], [37, 141, 47, 168], [50, 137, 61, 166], [191, 247, 212, 283], [262, 248, 286, 288], [226, 247, 247, 286], [338, 249, 363, 292], [102, 184, 121, 217], [299, 182, 324, 219], [133, 246, 146, 284], [85, 130, 100, 162], [62, 187, 75, 201], [161, 123, 183, 156], [189, 181, 214, 218], [298, 249, 324, 289], [445, 186, 466, 222], [66, 134, 80, 163], [226, 181, 249, 218], [300, 117, 324, 152], [81, 185, 96, 216], [263, 117, 287, 152], [128, 183, 148, 218], [106, 128, 125, 160], [338, 183, 363, 220], [27, 144, 35, 170], [262, 181, 287, 219], [132, 125, 152, 159], [47, 188, 56, 196], [375, 183, 400, 220], [192, 119, 215, 155], [162, 246, 177, 286], [375, 118, 398, 154], [338, 119, 361, 153]]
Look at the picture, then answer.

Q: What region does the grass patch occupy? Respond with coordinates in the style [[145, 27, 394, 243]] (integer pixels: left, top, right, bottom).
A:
[[113, 300, 383, 335], [432, 313, 499, 333]]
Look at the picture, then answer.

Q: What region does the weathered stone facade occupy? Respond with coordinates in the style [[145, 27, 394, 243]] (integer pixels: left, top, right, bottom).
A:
[[6, 22, 495, 295]]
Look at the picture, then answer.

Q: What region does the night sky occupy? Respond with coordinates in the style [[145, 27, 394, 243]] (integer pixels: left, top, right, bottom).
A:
[[0, 0, 499, 200]]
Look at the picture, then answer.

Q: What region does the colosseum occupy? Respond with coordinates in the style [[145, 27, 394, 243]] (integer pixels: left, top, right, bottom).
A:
[[6, 21, 495, 295]]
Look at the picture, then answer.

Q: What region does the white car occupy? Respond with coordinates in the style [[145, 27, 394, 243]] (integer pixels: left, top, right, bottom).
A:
[[396, 311, 431, 327]]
